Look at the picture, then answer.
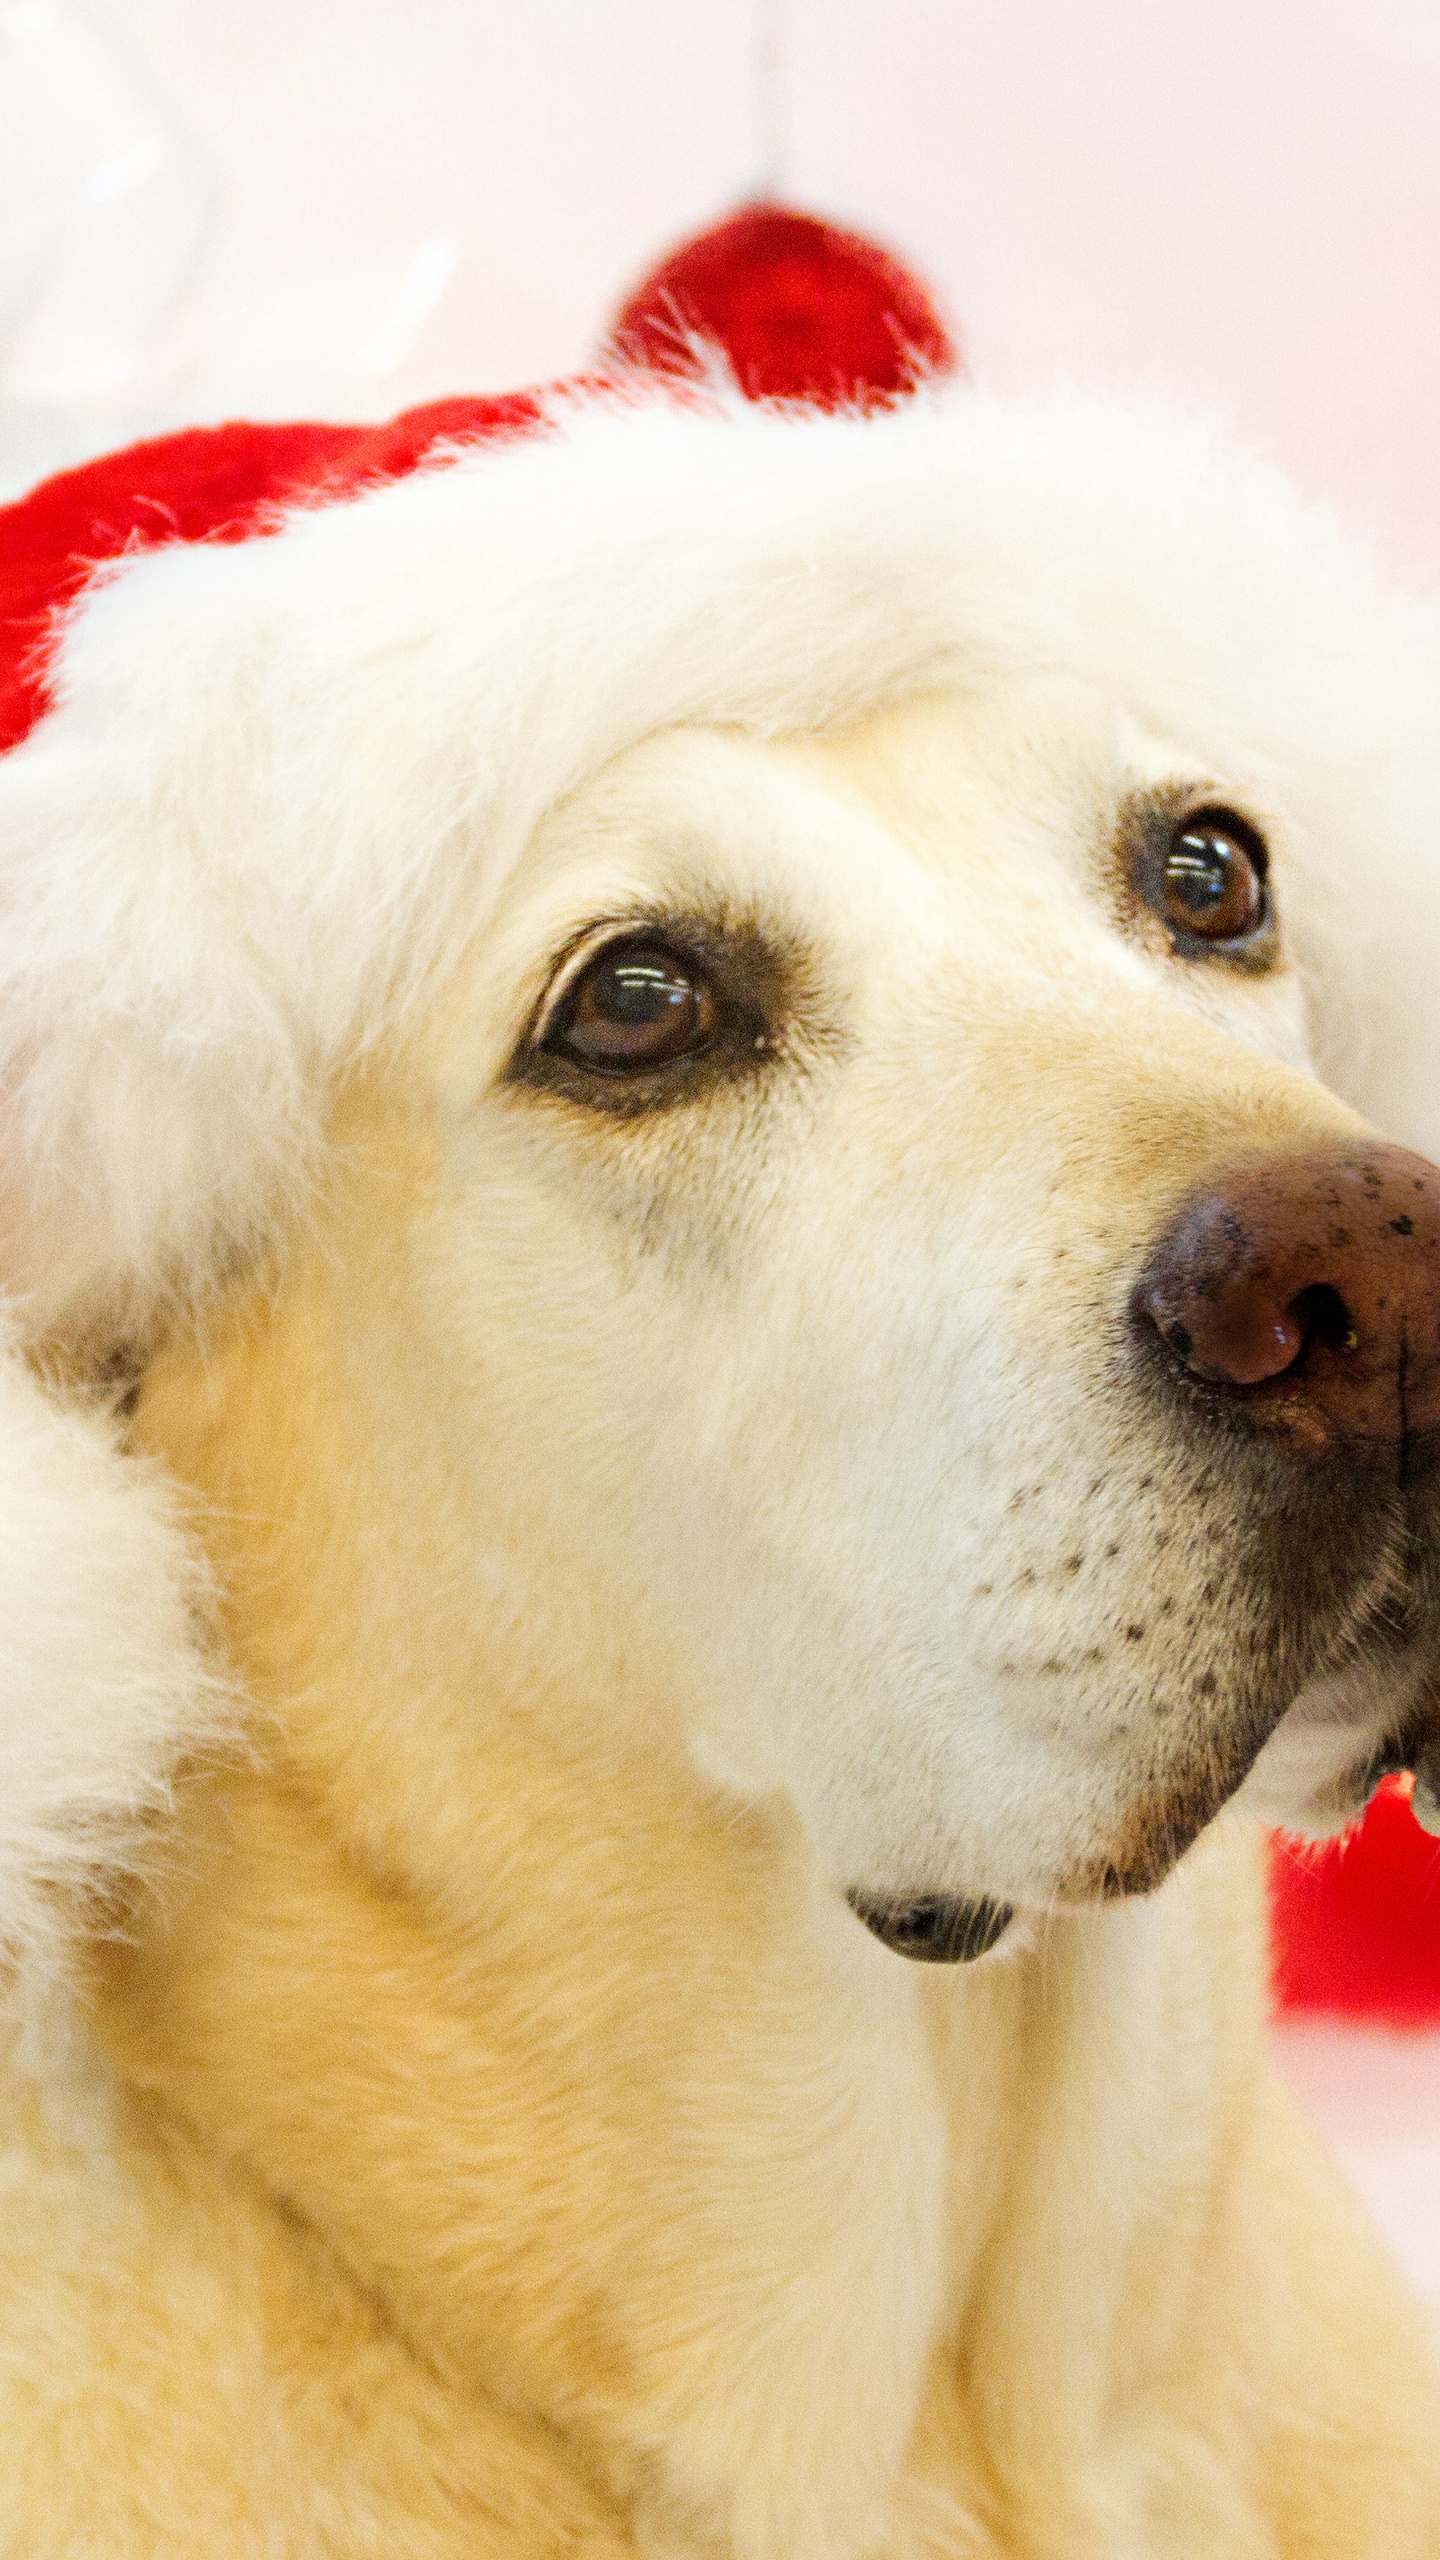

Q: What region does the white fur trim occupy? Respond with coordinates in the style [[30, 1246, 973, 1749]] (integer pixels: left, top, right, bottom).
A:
[[1, 379, 1437, 1332]]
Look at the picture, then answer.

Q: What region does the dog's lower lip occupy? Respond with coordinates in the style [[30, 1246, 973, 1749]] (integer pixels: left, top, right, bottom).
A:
[[848, 1892, 1015, 1963]]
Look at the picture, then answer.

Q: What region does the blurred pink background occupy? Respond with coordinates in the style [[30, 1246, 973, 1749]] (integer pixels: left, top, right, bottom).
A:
[[42, 0, 1440, 576]]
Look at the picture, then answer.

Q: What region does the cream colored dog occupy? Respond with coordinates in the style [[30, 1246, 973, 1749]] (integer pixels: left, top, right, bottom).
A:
[[2, 387, 1440, 2556]]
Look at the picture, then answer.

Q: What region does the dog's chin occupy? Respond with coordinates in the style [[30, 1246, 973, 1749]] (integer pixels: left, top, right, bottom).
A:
[[837, 1628, 1440, 1960], [1234, 1653, 1440, 1840]]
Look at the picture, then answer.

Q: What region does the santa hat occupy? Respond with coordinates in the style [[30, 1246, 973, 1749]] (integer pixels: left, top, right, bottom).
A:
[[1, 203, 1437, 2013]]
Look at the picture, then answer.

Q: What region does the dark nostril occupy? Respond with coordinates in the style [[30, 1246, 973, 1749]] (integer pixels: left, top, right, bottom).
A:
[[1287, 1281, 1356, 1360]]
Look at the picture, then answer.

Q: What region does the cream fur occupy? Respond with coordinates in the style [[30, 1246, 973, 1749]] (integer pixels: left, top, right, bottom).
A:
[[0, 1320, 220, 1997], [1, 391, 1440, 2554]]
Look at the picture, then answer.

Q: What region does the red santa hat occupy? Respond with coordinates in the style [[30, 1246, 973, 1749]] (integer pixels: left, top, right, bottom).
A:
[[0, 205, 958, 758], [0, 203, 1436, 2016]]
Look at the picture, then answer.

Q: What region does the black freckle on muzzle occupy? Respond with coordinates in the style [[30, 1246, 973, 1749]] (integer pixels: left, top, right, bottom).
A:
[[848, 1892, 1014, 1962]]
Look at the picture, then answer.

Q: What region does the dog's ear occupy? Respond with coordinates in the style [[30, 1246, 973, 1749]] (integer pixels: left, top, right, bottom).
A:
[[0, 1316, 227, 2004]]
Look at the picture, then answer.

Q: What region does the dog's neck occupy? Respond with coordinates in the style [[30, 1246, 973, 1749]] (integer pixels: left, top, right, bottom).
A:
[[90, 1108, 1265, 2560], [92, 1190, 1031, 2559]]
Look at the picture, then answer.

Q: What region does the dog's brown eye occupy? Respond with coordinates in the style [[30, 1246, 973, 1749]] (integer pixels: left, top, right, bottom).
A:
[[548, 940, 719, 1071], [1161, 811, 1268, 945]]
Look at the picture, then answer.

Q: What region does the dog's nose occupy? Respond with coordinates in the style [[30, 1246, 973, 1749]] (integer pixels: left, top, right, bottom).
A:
[[1132, 1144, 1440, 1449]]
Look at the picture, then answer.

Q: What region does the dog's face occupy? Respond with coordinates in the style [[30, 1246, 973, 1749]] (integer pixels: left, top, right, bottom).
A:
[[399, 678, 1439, 1943]]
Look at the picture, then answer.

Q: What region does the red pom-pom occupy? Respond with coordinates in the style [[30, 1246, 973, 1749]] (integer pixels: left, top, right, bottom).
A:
[[606, 202, 960, 411], [1270, 1778, 1440, 2026]]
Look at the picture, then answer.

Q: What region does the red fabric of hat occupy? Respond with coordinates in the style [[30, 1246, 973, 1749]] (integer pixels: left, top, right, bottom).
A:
[[0, 393, 547, 756], [0, 204, 957, 759]]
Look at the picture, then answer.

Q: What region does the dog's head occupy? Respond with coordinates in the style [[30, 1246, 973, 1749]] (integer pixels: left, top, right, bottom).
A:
[[379, 671, 1440, 1951], [5, 386, 1440, 1973]]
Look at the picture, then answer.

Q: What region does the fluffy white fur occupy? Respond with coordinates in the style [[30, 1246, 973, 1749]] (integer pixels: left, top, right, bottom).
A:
[[1, 372, 1439, 1979], [0, 1319, 219, 1991]]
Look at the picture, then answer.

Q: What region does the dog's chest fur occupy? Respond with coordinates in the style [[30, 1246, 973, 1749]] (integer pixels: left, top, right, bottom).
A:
[[0, 1811, 1235, 2560], [1, 1753, 1435, 2556]]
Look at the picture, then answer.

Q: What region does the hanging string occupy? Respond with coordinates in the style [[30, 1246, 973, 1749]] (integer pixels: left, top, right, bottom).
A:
[[753, 0, 788, 202]]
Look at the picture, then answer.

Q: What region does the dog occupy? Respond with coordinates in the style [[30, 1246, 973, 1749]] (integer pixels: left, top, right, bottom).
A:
[[2, 372, 1440, 2556]]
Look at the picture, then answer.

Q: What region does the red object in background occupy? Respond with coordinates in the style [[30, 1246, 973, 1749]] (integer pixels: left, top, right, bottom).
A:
[[1270, 1778, 1440, 2025], [607, 200, 961, 409]]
